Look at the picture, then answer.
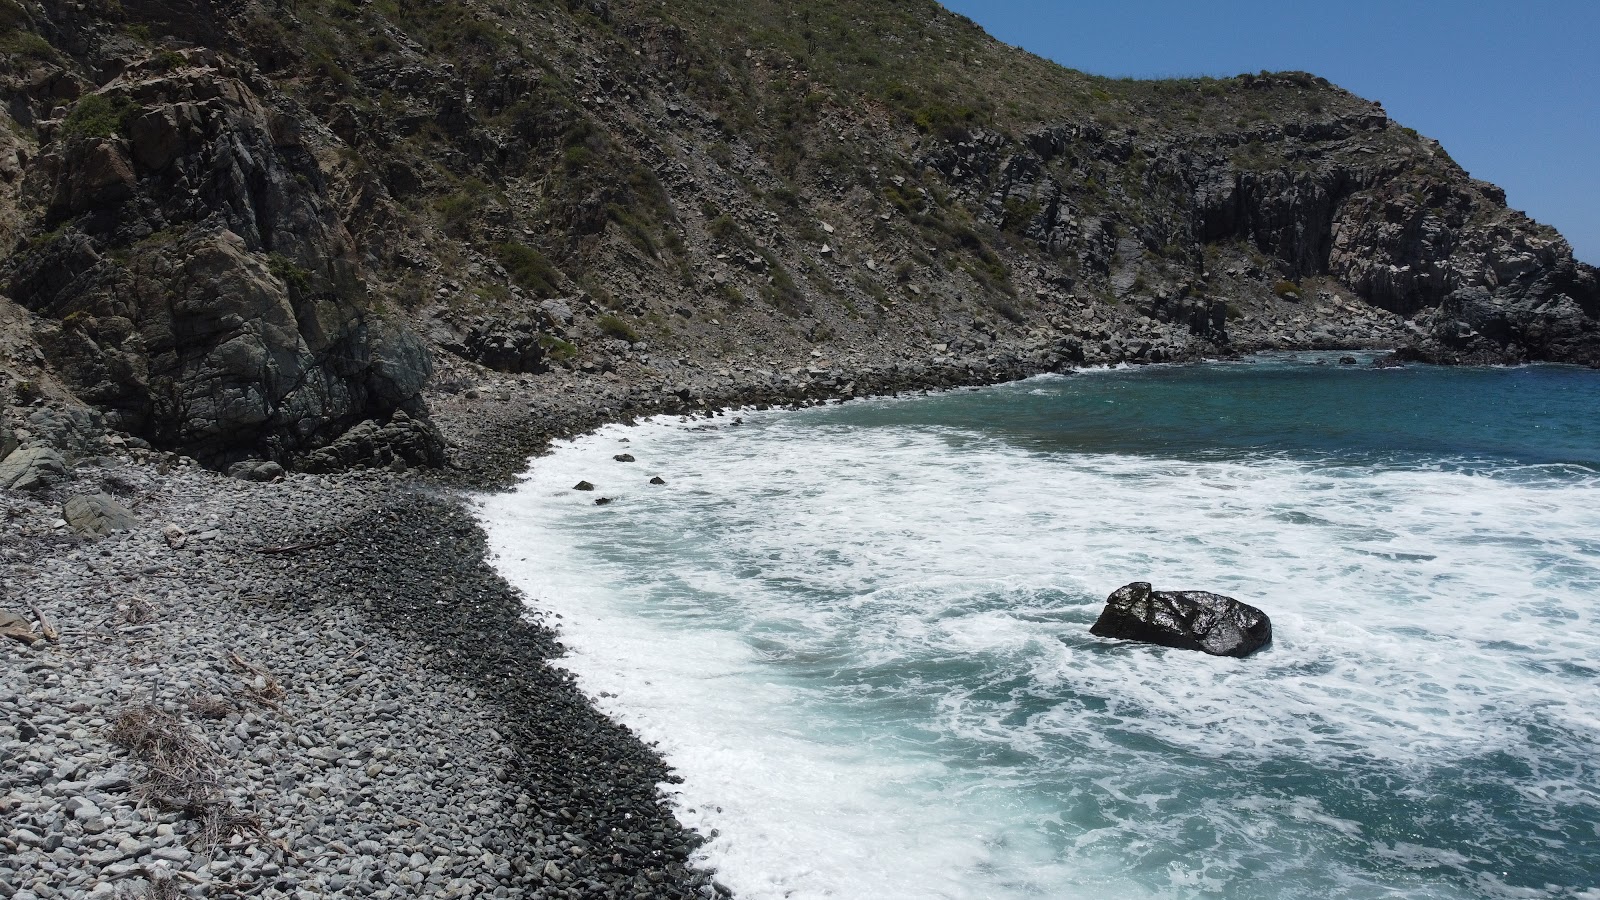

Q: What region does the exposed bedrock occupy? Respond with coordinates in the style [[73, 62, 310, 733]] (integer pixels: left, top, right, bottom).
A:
[[4, 51, 441, 469]]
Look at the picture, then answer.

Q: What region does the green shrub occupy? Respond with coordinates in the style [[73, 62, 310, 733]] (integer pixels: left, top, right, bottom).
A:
[[539, 334, 578, 362], [494, 242, 561, 297], [267, 254, 312, 296], [437, 178, 489, 236], [61, 94, 136, 141], [597, 313, 640, 342], [150, 50, 186, 72], [707, 214, 752, 249], [4, 31, 55, 61], [1273, 279, 1301, 299], [607, 204, 659, 257]]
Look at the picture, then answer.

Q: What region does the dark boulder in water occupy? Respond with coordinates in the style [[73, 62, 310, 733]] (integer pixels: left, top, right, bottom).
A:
[[649, 476, 666, 485], [573, 480, 595, 491], [1090, 582, 1272, 657]]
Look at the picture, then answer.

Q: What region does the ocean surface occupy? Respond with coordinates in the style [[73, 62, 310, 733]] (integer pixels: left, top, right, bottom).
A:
[[477, 353, 1600, 900]]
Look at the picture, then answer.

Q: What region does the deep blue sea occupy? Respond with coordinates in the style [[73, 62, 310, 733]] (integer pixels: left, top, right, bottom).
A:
[[479, 353, 1600, 899]]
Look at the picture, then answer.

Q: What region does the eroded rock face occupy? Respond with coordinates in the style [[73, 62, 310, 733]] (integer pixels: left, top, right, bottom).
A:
[[1090, 582, 1273, 658], [5, 51, 440, 469]]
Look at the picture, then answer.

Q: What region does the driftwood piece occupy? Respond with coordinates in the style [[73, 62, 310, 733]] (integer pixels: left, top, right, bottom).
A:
[[28, 602, 58, 641]]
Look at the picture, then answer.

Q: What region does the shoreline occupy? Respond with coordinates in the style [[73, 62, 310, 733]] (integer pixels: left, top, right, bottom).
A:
[[0, 339, 1443, 900]]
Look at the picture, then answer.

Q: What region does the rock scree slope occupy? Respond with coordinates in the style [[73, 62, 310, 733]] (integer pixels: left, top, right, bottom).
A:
[[0, 0, 1596, 477]]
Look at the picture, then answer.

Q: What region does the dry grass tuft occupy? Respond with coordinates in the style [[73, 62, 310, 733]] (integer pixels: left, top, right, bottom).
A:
[[124, 596, 156, 625], [226, 650, 287, 707], [109, 704, 267, 854], [115, 871, 181, 900], [186, 693, 235, 720]]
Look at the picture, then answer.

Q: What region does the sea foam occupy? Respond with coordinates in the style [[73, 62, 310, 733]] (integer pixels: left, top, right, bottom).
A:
[[478, 367, 1600, 900]]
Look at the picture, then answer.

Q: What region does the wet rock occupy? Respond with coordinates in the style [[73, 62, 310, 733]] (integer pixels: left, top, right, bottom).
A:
[[594, 497, 613, 506], [1090, 582, 1272, 658], [573, 480, 596, 491], [0, 446, 68, 491], [62, 493, 137, 536], [1339, 355, 1358, 365], [613, 453, 635, 463], [649, 476, 666, 485]]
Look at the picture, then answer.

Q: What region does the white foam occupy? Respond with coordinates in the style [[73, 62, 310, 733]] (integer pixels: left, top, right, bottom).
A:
[[477, 395, 1600, 899]]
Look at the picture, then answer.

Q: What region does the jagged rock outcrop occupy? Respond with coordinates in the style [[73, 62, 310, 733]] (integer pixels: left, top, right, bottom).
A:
[[4, 49, 441, 469], [941, 111, 1600, 366], [297, 409, 445, 474], [1090, 582, 1273, 658]]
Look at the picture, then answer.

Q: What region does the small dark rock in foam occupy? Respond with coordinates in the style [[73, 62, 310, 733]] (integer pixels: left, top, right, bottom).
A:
[[594, 497, 613, 506], [613, 453, 636, 463], [1090, 582, 1272, 658], [649, 476, 666, 485], [573, 480, 595, 491]]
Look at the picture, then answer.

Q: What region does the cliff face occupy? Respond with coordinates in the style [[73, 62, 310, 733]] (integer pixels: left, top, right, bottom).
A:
[[5, 50, 439, 467], [1, 0, 1594, 467]]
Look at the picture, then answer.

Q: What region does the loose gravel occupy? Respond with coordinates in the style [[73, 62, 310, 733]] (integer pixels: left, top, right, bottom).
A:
[[2, 454, 724, 899]]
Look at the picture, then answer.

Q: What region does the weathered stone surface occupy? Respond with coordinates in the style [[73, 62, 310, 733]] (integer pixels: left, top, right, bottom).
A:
[[1090, 582, 1272, 658], [5, 54, 439, 469], [0, 417, 15, 460], [228, 460, 286, 482], [0, 446, 68, 491], [298, 409, 445, 473], [62, 492, 136, 535], [431, 312, 557, 374]]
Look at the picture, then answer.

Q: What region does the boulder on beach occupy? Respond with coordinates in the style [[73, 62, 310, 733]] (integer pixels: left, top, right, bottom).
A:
[[63, 493, 137, 537], [573, 480, 595, 491], [613, 453, 636, 463], [0, 446, 68, 492], [1090, 582, 1272, 657]]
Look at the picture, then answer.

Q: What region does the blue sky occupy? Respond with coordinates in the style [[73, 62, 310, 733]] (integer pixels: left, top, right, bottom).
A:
[[939, 1, 1599, 264]]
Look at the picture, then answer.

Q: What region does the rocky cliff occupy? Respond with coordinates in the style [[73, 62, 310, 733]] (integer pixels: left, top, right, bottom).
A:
[[1, 0, 1594, 471]]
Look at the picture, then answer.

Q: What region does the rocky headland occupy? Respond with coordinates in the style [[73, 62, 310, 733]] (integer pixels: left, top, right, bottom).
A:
[[3, 0, 1598, 897]]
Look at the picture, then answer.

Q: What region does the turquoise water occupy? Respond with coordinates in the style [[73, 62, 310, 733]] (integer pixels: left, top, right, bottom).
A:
[[480, 354, 1600, 900]]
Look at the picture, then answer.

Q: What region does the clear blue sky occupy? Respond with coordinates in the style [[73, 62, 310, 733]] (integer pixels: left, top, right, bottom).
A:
[[940, 1, 1599, 264]]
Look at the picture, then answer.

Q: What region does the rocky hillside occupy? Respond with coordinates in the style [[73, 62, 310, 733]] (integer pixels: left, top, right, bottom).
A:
[[2, 0, 1595, 472]]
